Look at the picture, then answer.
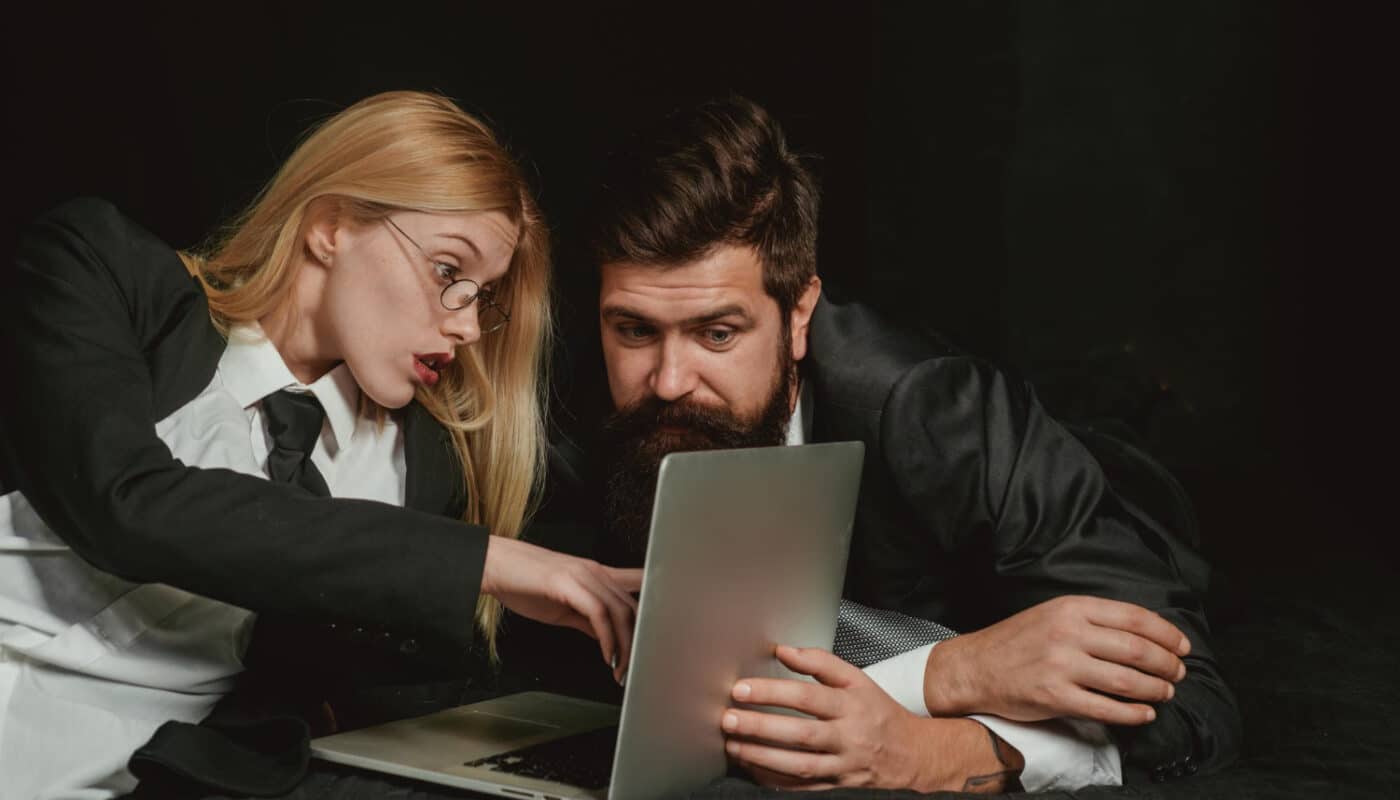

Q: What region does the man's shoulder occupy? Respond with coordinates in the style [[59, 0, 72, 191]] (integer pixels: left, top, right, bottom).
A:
[[806, 295, 983, 411]]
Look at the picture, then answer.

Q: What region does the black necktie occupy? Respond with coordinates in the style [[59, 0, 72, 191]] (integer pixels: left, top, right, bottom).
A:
[[832, 599, 959, 667], [260, 390, 330, 497]]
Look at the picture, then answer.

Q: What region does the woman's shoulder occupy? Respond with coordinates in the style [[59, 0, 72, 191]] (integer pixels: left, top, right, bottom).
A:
[[18, 196, 196, 300], [29, 196, 141, 245]]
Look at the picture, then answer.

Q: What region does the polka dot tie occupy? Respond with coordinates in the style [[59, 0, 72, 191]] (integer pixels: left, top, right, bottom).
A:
[[831, 599, 959, 667]]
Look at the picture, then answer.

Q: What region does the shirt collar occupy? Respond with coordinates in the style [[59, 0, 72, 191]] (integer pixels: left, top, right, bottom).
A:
[[784, 381, 813, 446], [219, 323, 361, 448]]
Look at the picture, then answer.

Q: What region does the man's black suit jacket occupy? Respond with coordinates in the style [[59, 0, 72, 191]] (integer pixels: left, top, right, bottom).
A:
[[801, 296, 1239, 780], [1, 198, 495, 794], [519, 295, 1241, 786]]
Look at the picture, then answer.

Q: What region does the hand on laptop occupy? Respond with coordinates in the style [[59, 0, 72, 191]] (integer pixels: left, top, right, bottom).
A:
[[721, 645, 1023, 792], [481, 536, 642, 684], [923, 595, 1190, 726]]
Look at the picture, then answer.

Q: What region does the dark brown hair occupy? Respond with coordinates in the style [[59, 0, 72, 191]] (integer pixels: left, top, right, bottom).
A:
[[589, 96, 820, 313]]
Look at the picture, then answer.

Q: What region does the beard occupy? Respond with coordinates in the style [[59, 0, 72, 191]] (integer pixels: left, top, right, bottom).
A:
[[598, 344, 797, 567]]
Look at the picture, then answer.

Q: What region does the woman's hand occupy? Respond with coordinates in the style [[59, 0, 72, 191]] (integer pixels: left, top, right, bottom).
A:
[[721, 645, 1021, 792], [924, 595, 1190, 725], [481, 536, 642, 683]]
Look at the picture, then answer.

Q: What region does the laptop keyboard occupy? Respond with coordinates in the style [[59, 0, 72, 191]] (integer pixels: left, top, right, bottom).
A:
[[464, 725, 618, 790]]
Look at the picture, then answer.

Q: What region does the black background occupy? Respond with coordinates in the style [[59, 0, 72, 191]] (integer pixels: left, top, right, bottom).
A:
[[2, 2, 1389, 586]]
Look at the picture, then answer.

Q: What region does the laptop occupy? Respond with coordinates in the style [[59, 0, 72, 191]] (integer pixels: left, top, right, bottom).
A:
[[311, 441, 865, 800]]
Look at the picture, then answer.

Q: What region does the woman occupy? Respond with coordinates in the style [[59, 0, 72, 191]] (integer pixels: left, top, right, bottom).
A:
[[0, 91, 636, 798]]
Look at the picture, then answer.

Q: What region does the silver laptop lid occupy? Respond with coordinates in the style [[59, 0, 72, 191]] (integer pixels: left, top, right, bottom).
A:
[[608, 441, 863, 800]]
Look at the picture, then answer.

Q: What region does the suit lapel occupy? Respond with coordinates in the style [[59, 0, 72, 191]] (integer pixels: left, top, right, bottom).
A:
[[402, 402, 466, 518]]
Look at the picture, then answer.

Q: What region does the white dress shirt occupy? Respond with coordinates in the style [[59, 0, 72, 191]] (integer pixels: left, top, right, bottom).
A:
[[0, 324, 406, 800], [785, 384, 1122, 791]]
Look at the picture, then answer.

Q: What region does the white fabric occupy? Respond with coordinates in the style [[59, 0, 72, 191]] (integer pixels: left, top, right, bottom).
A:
[[0, 324, 406, 800], [787, 382, 1121, 791]]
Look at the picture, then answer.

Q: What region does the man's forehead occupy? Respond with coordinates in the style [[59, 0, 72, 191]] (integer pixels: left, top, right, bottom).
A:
[[599, 245, 768, 317]]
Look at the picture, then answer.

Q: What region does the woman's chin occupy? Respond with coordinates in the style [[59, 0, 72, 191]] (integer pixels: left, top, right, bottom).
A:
[[360, 379, 417, 410]]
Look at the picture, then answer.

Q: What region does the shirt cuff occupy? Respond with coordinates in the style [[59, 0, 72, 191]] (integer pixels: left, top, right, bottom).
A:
[[969, 715, 1122, 792], [861, 644, 1122, 792], [862, 642, 936, 715]]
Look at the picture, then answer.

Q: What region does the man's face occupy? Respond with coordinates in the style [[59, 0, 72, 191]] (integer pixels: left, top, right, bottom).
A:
[[600, 244, 793, 425], [597, 245, 816, 562]]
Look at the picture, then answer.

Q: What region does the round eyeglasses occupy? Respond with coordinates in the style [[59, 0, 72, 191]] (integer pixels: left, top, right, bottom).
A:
[[383, 217, 511, 334]]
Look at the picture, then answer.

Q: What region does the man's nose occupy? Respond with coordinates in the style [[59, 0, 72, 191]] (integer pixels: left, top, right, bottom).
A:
[[441, 303, 481, 346], [650, 339, 698, 402]]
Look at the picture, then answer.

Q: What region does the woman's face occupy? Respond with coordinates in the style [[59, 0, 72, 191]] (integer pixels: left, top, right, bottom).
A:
[[317, 209, 519, 408]]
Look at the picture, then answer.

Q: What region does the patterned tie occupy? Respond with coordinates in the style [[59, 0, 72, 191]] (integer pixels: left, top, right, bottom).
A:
[[260, 390, 330, 497], [832, 599, 959, 667]]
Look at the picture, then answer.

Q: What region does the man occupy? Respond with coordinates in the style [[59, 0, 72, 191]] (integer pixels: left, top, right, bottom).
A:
[[540, 95, 1239, 792]]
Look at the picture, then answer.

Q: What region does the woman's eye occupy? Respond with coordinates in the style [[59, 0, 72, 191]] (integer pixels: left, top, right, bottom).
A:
[[433, 262, 458, 283]]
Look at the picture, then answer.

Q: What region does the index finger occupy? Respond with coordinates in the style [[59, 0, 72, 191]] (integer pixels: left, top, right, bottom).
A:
[[774, 645, 862, 689], [604, 566, 644, 594], [1083, 598, 1190, 656]]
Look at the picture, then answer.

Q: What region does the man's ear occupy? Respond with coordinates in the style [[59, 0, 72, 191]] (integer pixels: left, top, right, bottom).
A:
[[302, 196, 342, 268], [789, 276, 822, 363]]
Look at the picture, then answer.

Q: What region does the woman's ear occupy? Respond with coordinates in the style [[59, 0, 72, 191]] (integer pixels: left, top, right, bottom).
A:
[[303, 197, 341, 267]]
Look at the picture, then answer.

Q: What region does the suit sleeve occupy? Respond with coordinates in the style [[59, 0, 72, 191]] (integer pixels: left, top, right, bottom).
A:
[[0, 198, 486, 656], [883, 356, 1241, 778]]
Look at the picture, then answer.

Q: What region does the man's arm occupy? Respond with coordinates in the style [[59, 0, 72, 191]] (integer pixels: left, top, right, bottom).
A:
[[883, 356, 1241, 775]]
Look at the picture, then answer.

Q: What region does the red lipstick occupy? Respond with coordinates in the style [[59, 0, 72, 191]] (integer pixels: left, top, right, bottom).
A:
[[412, 352, 452, 386]]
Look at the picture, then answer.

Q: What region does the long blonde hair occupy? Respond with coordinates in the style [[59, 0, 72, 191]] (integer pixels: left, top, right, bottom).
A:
[[186, 91, 550, 655]]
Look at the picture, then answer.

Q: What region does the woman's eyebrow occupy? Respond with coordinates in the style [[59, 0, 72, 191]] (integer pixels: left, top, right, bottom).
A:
[[433, 232, 482, 260]]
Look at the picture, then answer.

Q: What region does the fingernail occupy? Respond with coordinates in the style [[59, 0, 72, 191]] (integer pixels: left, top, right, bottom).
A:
[[618, 670, 627, 688], [725, 739, 739, 756], [610, 652, 619, 670], [1178, 637, 1191, 656], [1165, 683, 1175, 701], [1146, 707, 1157, 721], [1176, 663, 1187, 681], [733, 682, 751, 700], [723, 711, 739, 731]]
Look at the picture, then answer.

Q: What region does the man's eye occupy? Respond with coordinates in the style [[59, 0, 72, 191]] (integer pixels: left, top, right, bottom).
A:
[[433, 262, 458, 283], [703, 328, 735, 346], [619, 324, 654, 340]]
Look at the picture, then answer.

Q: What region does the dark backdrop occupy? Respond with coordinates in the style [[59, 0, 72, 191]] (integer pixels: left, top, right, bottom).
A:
[[2, 2, 1384, 587]]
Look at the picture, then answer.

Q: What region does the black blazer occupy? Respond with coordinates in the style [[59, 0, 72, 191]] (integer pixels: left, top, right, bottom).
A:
[[802, 296, 1239, 781], [1, 198, 492, 792]]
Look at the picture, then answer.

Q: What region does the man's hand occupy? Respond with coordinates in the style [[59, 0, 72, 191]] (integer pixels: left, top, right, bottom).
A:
[[481, 536, 642, 684], [925, 595, 1191, 726], [720, 645, 1024, 792]]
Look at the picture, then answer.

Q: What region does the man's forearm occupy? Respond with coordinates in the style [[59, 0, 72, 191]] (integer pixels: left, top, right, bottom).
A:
[[960, 722, 1025, 793], [903, 717, 1024, 794]]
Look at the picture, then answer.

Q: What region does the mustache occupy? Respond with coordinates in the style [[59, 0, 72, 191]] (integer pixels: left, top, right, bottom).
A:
[[602, 396, 754, 450]]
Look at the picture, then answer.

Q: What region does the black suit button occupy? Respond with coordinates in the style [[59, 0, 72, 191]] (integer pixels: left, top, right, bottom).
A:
[[1170, 763, 1185, 779], [400, 638, 420, 655], [1184, 756, 1198, 775], [1151, 767, 1166, 783], [348, 626, 369, 643]]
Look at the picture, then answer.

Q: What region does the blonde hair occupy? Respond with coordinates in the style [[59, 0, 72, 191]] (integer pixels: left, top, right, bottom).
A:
[[186, 91, 551, 656]]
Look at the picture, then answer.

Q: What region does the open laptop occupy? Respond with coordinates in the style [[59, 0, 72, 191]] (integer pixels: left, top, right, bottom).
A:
[[311, 441, 865, 800]]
